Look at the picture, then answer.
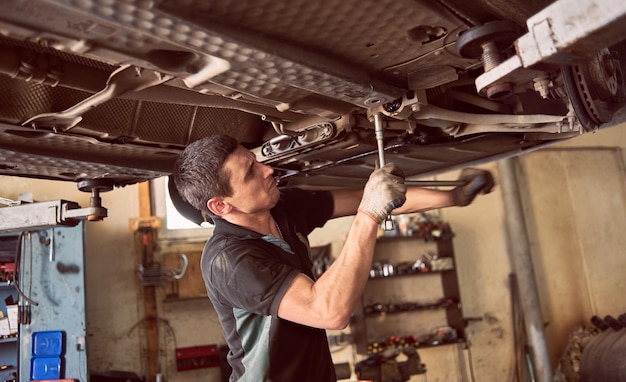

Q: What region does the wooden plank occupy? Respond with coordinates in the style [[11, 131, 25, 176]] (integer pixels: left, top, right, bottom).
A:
[[162, 251, 206, 299], [138, 181, 152, 217]]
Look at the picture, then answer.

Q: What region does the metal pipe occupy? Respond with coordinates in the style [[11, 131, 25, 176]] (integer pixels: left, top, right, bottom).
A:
[[412, 104, 565, 125], [0, 46, 111, 91], [497, 157, 553, 382], [405, 180, 465, 187]]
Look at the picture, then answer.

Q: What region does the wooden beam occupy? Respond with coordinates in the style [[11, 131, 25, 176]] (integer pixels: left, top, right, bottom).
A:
[[136, 181, 159, 381], [138, 181, 152, 217]]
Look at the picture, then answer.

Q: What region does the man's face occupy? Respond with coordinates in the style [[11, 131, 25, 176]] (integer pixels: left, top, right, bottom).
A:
[[221, 145, 280, 214]]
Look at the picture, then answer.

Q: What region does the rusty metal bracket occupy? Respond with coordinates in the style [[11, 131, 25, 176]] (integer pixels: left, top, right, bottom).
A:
[[476, 0, 626, 95], [22, 65, 172, 132]]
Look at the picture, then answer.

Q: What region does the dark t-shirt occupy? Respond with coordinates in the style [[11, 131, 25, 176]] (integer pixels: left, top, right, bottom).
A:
[[201, 188, 337, 381]]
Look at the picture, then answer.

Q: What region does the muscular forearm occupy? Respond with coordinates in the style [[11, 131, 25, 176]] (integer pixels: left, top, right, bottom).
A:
[[330, 168, 493, 218], [278, 211, 378, 329], [392, 187, 454, 214], [330, 188, 363, 218], [330, 187, 454, 219]]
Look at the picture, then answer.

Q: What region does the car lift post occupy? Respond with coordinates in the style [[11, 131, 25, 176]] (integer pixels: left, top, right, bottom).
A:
[[0, 181, 112, 380], [0, 197, 106, 381]]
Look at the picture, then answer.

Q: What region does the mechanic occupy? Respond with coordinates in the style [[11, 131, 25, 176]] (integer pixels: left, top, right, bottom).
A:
[[172, 134, 494, 381]]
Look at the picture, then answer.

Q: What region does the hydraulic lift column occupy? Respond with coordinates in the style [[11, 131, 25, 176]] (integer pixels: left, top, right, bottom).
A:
[[0, 182, 110, 381]]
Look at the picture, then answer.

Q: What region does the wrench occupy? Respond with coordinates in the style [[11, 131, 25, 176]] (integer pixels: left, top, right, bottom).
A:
[[373, 113, 396, 231], [372, 114, 471, 230]]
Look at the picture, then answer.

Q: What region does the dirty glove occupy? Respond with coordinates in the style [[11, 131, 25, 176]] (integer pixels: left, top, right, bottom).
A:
[[451, 168, 495, 206], [358, 163, 407, 223]]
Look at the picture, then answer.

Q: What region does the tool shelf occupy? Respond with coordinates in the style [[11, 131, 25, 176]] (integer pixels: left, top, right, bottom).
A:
[[351, 226, 465, 355], [362, 298, 459, 317], [365, 337, 465, 356], [0, 235, 18, 380], [0, 284, 17, 380], [368, 269, 455, 280]]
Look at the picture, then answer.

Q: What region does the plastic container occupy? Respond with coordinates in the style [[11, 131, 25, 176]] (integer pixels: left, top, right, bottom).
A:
[[30, 356, 61, 380], [32, 330, 63, 356]]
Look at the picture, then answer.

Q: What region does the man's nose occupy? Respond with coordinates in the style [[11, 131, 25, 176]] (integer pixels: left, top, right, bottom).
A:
[[261, 162, 274, 177]]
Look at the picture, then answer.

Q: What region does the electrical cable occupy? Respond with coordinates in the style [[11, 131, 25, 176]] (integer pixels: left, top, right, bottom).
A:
[[126, 317, 180, 380], [12, 232, 39, 306], [158, 317, 179, 380]]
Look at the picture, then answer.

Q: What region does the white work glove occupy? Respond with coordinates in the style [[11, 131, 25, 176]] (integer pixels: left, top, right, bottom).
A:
[[358, 163, 407, 223], [451, 168, 495, 206]]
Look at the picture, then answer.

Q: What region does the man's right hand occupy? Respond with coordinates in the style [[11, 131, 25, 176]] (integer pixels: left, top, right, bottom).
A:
[[358, 163, 407, 223]]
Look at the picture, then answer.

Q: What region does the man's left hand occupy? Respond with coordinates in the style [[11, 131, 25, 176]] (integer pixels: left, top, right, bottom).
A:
[[451, 168, 495, 206]]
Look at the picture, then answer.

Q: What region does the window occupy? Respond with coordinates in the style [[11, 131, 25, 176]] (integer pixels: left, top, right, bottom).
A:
[[151, 177, 214, 241]]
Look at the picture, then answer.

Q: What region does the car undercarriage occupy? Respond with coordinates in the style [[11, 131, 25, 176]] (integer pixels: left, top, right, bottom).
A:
[[0, 0, 625, 193]]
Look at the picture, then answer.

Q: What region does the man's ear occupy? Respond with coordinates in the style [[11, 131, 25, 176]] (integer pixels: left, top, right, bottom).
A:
[[207, 197, 232, 216]]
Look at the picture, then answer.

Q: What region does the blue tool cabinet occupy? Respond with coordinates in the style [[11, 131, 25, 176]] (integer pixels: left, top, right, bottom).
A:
[[17, 224, 88, 381], [0, 224, 88, 381]]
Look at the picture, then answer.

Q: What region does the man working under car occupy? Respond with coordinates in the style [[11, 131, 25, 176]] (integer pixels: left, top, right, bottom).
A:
[[172, 134, 494, 381]]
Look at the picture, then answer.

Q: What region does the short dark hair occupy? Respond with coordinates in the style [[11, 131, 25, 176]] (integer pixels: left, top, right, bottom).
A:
[[172, 135, 239, 216]]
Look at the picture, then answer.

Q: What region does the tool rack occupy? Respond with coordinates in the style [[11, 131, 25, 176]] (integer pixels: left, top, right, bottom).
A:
[[351, 222, 465, 355]]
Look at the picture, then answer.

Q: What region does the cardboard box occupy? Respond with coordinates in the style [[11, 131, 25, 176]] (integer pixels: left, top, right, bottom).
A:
[[6, 305, 17, 334], [0, 317, 10, 336]]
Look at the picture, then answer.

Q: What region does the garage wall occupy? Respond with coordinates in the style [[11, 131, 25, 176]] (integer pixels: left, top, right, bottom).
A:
[[310, 125, 626, 381], [0, 124, 624, 382], [517, 140, 626, 367]]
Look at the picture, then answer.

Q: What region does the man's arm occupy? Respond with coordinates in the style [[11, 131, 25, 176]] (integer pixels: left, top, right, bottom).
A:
[[277, 211, 378, 329], [330, 187, 455, 218], [277, 163, 405, 330], [276, 188, 453, 330], [329, 168, 494, 219], [276, 166, 494, 330]]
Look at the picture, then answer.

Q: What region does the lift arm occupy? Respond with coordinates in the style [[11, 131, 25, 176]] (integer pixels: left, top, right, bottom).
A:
[[0, 200, 107, 233]]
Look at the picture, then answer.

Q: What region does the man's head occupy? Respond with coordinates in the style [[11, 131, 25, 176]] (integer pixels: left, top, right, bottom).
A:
[[173, 134, 239, 217]]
